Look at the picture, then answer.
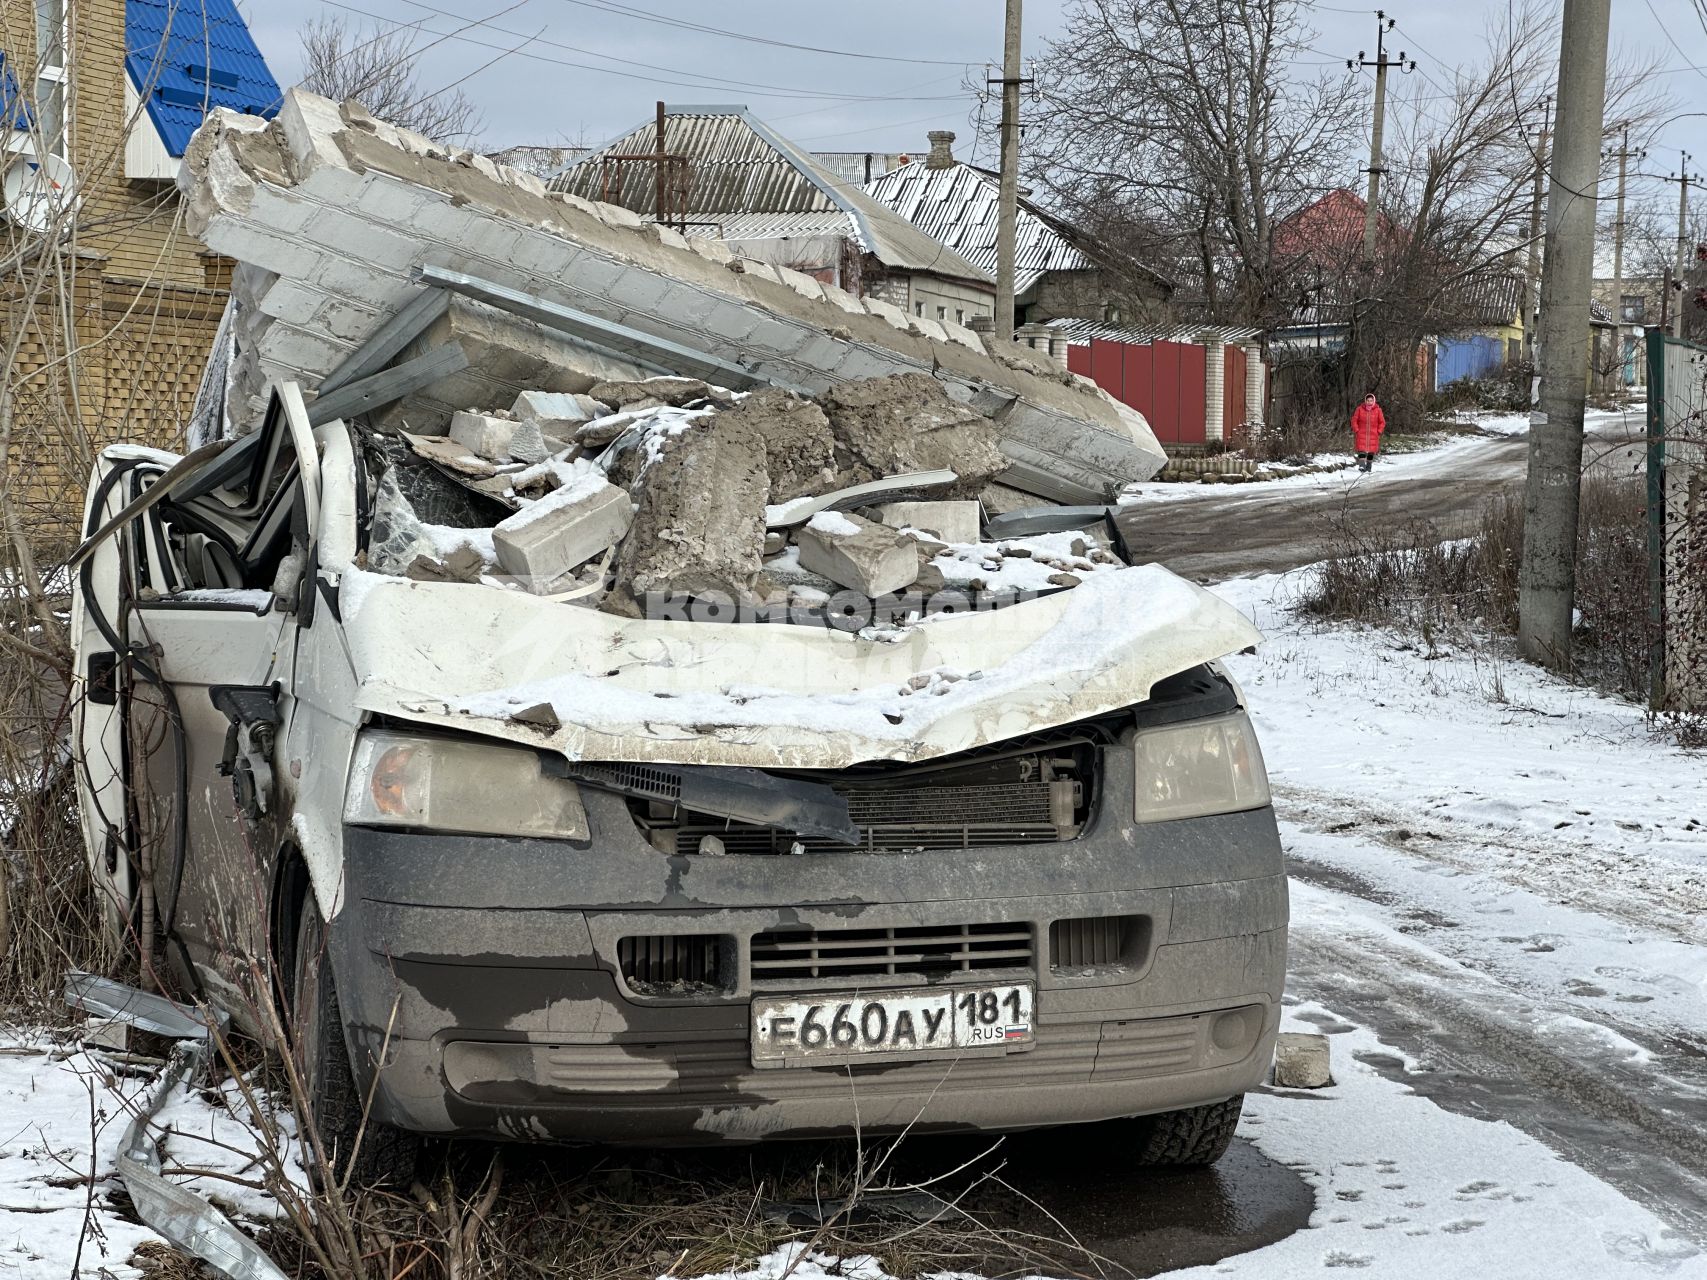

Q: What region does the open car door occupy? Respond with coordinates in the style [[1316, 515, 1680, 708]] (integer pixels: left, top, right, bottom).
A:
[[70, 386, 319, 1000]]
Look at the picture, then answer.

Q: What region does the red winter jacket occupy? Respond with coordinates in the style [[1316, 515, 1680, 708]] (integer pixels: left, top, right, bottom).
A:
[[1352, 402, 1387, 453]]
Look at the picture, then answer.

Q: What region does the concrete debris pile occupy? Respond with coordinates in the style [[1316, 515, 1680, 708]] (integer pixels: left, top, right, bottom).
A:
[[180, 89, 1166, 504], [174, 88, 1166, 622], [368, 370, 1129, 619]]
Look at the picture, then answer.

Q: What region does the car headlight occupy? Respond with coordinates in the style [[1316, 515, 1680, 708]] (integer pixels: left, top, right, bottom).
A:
[[1133, 711, 1271, 823], [345, 729, 589, 840]]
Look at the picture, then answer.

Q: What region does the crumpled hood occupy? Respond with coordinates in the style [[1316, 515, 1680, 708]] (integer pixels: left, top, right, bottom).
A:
[[338, 563, 1262, 769]]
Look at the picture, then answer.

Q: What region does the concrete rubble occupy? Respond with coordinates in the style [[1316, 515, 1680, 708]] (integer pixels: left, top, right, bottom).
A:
[[176, 89, 1180, 620], [1273, 1032, 1334, 1089], [795, 511, 922, 597]]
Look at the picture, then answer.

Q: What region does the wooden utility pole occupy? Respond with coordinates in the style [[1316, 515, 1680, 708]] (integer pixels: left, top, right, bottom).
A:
[[1523, 94, 1552, 355], [994, 0, 1023, 339], [1517, 0, 1611, 670], [1605, 126, 1643, 380], [1349, 13, 1413, 263]]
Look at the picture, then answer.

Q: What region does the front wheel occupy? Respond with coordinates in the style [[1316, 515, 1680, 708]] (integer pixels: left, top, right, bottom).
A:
[[1128, 1095, 1244, 1167], [290, 906, 418, 1188]]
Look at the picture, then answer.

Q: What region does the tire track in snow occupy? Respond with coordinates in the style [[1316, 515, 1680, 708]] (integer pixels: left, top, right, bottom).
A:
[[1288, 879, 1707, 1244]]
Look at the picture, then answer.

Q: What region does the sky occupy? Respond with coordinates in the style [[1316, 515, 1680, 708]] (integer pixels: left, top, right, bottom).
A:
[[239, 0, 1707, 205]]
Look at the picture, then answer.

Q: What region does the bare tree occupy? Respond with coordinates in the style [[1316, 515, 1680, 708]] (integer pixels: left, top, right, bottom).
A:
[[298, 16, 483, 145], [1018, 0, 1362, 326]]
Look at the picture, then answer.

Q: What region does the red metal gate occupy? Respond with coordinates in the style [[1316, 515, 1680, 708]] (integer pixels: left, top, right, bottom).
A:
[[1223, 344, 1248, 447], [1068, 338, 1207, 445]]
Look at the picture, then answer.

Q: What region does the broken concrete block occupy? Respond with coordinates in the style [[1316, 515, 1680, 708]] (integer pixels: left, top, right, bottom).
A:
[[819, 374, 1008, 497], [507, 418, 550, 464], [796, 512, 921, 597], [1273, 1032, 1334, 1089], [873, 500, 982, 545], [449, 410, 517, 462], [513, 390, 609, 430], [605, 411, 769, 614], [589, 375, 714, 408], [493, 475, 633, 592], [719, 388, 839, 504], [763, 531, 787, 557]]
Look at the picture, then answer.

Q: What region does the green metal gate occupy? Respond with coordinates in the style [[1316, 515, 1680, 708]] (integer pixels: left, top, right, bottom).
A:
[[1646, 329, 1707, 711]]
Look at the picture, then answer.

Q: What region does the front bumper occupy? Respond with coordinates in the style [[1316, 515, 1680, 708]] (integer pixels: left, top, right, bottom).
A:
[[326, 785, 1288, 1144]]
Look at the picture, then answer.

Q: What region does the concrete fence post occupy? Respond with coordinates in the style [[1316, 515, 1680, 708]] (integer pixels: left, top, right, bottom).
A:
[[1243, 342, 1265, 437], [1201, 330, 1225, 445]]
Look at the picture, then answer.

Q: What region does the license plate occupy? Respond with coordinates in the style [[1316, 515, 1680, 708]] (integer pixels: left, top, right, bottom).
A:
[[750, 983, 1034, 1068]]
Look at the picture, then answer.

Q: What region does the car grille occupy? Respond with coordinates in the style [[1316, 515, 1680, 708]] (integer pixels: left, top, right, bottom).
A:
[[750, 922, 1034, 986]]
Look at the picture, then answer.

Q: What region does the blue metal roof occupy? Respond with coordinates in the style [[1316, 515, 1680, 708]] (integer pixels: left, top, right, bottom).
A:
[[126, 0, 282, 158], [0, 52, 32, 131]]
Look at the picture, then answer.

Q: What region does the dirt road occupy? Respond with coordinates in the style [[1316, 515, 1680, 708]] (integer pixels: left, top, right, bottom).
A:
[[1115, 416, 1646, 582]]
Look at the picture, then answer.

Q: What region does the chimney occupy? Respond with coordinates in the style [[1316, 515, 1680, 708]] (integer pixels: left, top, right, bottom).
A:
[[925, 130, 956, 169]]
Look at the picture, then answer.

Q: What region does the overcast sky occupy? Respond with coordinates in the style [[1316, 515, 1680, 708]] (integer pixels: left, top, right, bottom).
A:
[[240, 0, 1705, 202]]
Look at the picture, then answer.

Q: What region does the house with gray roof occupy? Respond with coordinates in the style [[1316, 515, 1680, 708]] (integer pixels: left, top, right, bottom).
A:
[[862, 132, 1173, 329], [551, 106, 994, 324]]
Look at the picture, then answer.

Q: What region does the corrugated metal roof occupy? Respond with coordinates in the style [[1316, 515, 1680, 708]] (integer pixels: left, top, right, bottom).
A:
[[862, 161, 1096, 297], [811, 151, 908, 186], [552, 106, 991, 284], [1046, 318, 1263, 344], [714, 211, 850, 241], [126, 0, 281, 157]]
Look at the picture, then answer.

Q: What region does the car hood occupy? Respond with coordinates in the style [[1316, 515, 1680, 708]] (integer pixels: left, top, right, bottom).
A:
[[336, 563, 1262, 770]]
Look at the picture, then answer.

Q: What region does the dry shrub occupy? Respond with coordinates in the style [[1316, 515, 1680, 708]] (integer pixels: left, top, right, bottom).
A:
[[1302, 477, 1655, 703]]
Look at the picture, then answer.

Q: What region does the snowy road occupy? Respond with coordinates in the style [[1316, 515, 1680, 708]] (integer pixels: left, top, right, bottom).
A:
[[1115, 405, 1648, 582], [1194, 566, 1707, 1275]]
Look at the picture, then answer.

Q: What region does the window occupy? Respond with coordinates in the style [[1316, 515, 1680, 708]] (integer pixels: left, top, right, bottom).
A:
[[33, 0, 66, 152], [1620, 294, 1646, 323], [936, 305, 946, 320], [914, 301, 924, 317], [955, 308, 965, 324]]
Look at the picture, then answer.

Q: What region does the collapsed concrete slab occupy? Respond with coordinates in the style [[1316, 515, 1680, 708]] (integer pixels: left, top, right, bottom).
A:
[[180, 90, 1167, 497]]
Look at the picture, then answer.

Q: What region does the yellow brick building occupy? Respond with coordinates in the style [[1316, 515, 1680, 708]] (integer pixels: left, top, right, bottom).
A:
[[1, 0, 278, 529]]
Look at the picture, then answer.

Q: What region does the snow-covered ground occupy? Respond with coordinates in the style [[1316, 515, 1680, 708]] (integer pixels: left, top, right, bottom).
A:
[[1454, 401, 1646, 437], [0, 1032, 304, 1280]]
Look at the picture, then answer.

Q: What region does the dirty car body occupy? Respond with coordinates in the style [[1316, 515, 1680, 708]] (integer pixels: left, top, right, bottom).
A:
[[71, 386, 1285, 1148]]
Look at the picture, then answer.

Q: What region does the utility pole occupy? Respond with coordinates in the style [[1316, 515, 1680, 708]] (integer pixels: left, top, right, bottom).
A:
[[1523, 94, 1552, 355], [1605, 126, 1643, 382], [993, 0, 1024, 340], [1349, 13, 1414, 264], [1660, 154, 1700, 338], [1517, 0, 1611, 671]]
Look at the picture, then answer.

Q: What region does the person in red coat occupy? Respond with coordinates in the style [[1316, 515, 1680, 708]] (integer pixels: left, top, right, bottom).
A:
[[1351, 392, 1386, 472]]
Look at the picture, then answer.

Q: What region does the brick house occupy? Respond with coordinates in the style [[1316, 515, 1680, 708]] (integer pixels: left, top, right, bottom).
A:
[[1, 0, 278, 522]]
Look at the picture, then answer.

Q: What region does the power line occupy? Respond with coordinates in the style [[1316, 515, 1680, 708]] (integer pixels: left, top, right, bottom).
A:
[[316, 0, 970, 103], [382, 0, 967, 102], [545, 0, 985, 68]]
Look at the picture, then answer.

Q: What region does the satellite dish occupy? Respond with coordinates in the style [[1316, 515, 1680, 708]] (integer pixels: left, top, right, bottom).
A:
[[3, 153, 80, 233]]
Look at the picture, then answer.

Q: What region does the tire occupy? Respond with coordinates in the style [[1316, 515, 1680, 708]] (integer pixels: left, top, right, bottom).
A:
[[290, 906, 419, 1189], [1129, 1094, 1245, 1167]]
